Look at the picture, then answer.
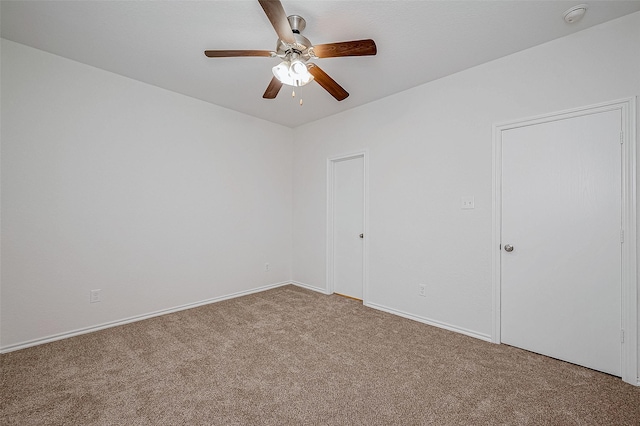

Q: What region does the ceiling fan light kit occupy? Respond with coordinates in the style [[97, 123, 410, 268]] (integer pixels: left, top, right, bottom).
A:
[[272, 52, 314, 87], [204, 0, 377, 102]]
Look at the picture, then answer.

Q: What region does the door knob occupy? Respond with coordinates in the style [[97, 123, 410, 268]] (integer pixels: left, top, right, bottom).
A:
[[504, 244, 514, 252], [359, 234, 364, 239]]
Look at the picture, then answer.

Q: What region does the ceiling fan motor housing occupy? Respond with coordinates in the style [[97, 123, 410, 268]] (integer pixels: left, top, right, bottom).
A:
[[275, 15, 312, 60]]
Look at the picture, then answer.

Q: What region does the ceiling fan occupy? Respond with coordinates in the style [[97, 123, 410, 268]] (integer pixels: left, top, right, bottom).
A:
[[204, 0, 377, 102]]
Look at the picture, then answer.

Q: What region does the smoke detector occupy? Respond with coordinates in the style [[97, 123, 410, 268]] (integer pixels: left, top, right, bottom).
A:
[[563, 4, 588, 24]]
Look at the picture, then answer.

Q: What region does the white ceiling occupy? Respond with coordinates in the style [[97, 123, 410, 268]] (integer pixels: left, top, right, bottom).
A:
[[2, 1, 640, 128]]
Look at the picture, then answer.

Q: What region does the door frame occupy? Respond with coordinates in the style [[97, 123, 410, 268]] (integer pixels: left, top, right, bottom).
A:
[[326, 150, 369, 301], [492, 98, 637, 385]]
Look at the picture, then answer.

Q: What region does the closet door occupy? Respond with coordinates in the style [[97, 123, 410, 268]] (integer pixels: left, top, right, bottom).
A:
[[501, 109, 622, 376]]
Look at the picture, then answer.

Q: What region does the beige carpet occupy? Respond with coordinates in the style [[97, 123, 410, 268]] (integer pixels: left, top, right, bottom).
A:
[[1, 285, 639, 425]]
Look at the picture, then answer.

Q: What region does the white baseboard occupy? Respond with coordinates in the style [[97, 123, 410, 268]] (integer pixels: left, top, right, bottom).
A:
[[0, 281, 291, 354], [289, 285, 490, 343], [291, 280, 331, 295], [365, 301, 492, 343]]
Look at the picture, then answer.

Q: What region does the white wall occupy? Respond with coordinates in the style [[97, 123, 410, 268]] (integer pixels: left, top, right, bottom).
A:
[[1, 39, 293, 350], [292, 12, 640, 342]]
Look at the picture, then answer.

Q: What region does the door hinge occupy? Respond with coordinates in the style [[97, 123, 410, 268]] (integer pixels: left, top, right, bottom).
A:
[[621, 229, 624, 243], [620, 131, 624, 144], [621, 329, 625, 343]]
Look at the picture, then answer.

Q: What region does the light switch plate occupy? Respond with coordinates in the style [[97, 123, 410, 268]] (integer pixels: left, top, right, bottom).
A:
[[461, 196, 475, 209]]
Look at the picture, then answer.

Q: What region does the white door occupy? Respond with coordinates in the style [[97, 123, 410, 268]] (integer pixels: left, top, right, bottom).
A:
[[333, 156, 364, 299], [501, 109, 622, 376]]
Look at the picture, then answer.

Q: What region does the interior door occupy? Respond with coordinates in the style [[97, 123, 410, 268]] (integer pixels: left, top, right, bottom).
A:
[[501, 109, 622, 376], [333, 156, 364, 299]]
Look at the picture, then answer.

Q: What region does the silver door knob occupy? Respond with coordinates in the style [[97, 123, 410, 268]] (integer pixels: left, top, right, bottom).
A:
[[504, 244, 514, 252]]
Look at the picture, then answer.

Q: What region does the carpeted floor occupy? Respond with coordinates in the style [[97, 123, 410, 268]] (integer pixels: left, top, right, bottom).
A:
[[1, 285, 639, 425]]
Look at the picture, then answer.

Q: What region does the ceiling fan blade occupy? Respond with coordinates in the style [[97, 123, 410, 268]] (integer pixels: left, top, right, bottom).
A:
[[204, 50, 272, 58], [258, 0, 295, 45], [312, 39, 377, 58], [263, 76, 283, 99], [307, 63, 349, 101]]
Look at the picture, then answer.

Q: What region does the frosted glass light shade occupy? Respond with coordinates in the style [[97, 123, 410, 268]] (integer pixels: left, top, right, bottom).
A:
[[272, 60, 313, 87]]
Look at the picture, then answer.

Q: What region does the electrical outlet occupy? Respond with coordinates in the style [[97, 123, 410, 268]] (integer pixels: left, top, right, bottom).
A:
[[265, 263, 270, 272], [90, 289, 101, 303], [418, 284, 427, 297]]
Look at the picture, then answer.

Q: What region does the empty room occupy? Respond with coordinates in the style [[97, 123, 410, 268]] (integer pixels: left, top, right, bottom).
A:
[[2, 1, 640, 424]]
